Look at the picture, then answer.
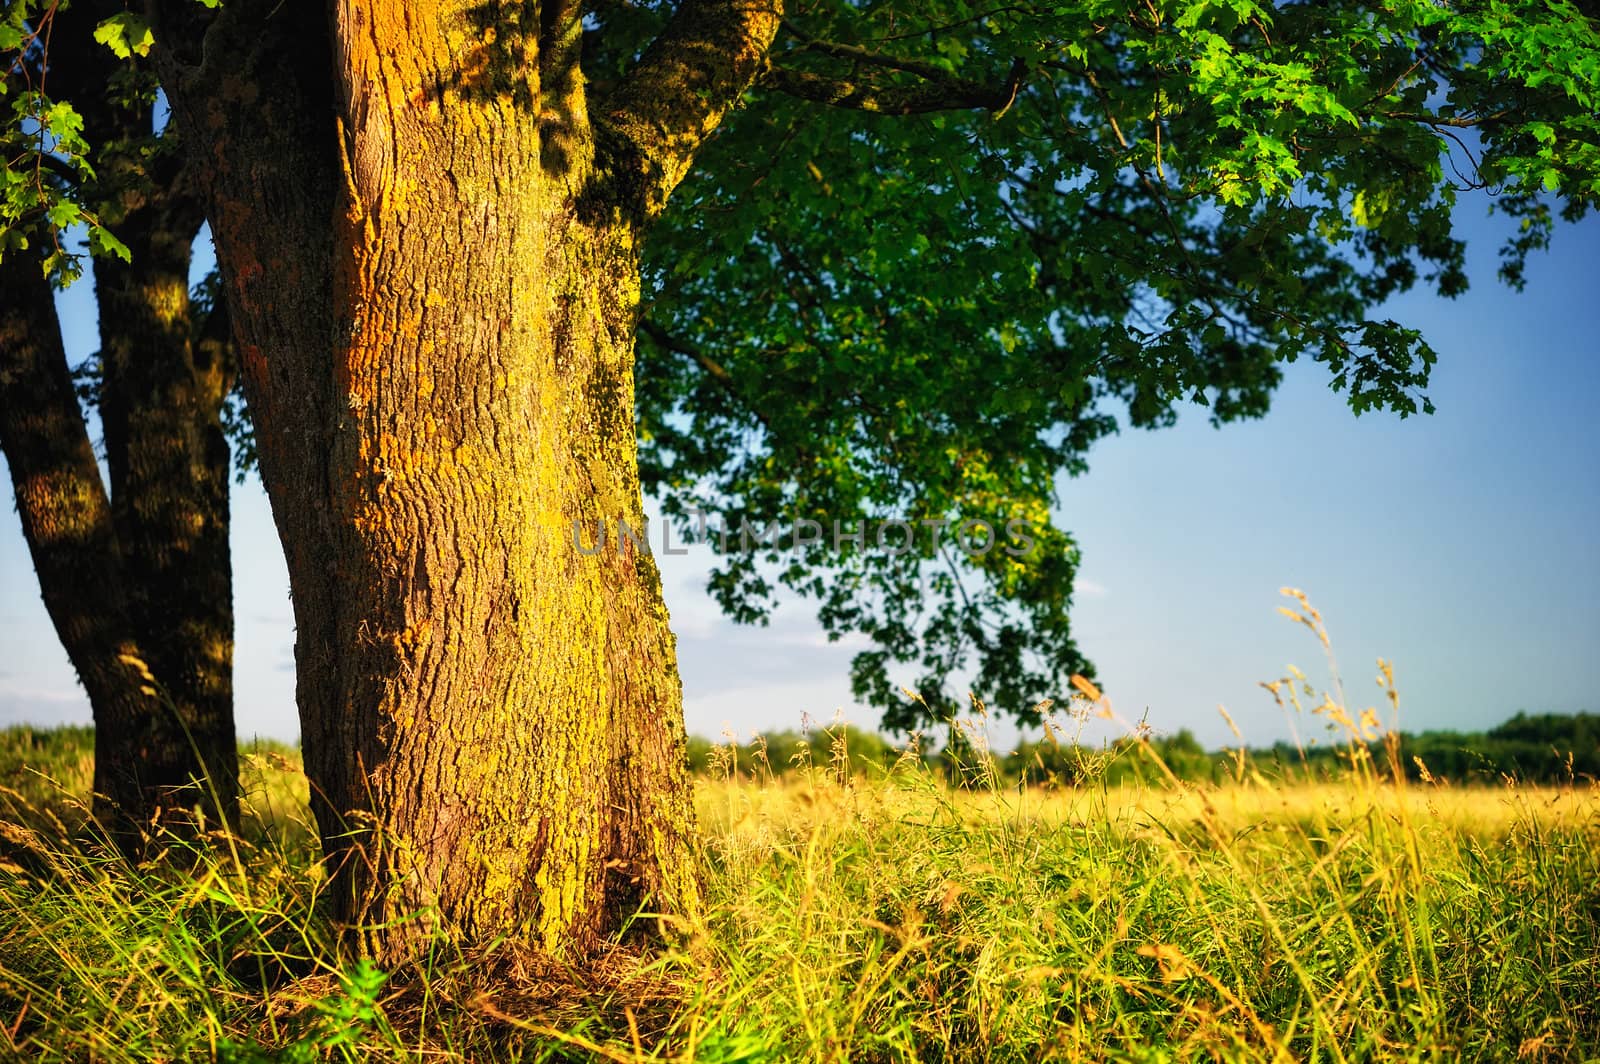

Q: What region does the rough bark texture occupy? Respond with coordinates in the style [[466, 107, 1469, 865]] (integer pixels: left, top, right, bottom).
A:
[[0, 252, 171, 840], [0, 2, 239, 841], [93, 212, 239, 834], [154, 0, 779, 961]]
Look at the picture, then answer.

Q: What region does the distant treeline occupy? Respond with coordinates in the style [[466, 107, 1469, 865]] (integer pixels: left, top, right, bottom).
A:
[[3, 712, 1595, 791], [688, 711, 1600, 787]]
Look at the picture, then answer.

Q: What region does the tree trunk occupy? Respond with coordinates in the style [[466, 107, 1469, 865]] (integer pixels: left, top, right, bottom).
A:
[[311, 0, 706, 960], [153, 0, 778, 961], [0, 242, 237, 841], [93, 213, 240, 835], [0, 0, 238, 840], [1, 250, 154, 831], [155, 0, 700, 963]]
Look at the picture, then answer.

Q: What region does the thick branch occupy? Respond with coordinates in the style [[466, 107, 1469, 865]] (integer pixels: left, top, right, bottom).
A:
[[599, 0, 784, 217], [35, 153, 84, 187], [144, 0, 227, 86]]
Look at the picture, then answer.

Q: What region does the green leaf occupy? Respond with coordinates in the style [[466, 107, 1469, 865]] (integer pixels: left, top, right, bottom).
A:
[[93, 13, 155, 59], [41, 100, 84, 140], [612, 0, 1600, 727], [45, 201, 80, 228], [88, 224, 132, 263]]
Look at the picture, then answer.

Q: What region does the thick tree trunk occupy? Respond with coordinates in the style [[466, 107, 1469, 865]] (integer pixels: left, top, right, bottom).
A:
[[154, 0, 778, 961], [308, 191, 702, 952], [311, 1, 702, 961], [155, 0, 700, 962]]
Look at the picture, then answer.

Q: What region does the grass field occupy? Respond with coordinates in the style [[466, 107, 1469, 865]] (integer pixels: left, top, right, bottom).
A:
[[1, 714, 1596, 1064]]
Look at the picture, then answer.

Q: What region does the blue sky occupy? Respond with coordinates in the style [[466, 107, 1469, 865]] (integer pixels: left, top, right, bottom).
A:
[[2, 203, 1596, 750]]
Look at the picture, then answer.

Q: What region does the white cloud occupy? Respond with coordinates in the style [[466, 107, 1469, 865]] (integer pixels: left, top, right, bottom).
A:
[[0, 687, 91, 727]]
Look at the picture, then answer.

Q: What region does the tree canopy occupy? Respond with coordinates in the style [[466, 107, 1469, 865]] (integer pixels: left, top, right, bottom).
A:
[[6, 0, 1599, 736], [627, 0, 1600, 728]]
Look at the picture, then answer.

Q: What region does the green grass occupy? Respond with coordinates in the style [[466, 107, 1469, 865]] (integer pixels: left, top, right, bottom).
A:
[[1, 720, 1596, 1063], [2, 597, 1597, 1062]]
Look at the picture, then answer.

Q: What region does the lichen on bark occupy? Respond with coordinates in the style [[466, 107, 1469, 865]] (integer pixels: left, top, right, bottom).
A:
[[152, 0, 784, 961]]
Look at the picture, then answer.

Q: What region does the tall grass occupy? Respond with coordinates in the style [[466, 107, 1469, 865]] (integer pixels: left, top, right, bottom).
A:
[[1, 597, 1596, 1061]]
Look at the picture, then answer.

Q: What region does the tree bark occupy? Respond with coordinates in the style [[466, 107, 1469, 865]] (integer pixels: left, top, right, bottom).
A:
[[0, 0, 239, 841], [153, 0, 778, 962], [0, 250, 219, 843], [94, 208, 240, 836], [0, 233, 238, 842]]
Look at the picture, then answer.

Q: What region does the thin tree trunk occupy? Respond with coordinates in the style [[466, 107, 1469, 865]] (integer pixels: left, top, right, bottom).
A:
[[0, 241, 238, 839], [0, 0, 239, 838], [0, 251, 192, 843], [53, 0, 243, 826], [95, 213, 240, 834]]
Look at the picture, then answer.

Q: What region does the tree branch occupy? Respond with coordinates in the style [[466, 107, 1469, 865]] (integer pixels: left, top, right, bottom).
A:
[[34, 152, 83, 187], [764, 57, 1024, 115], [781, 20, 978, 84], [638, 314, 787, 442], [639, 315, 735, 385], [1380, 108, 1513, 129], [598, 0, 784, 218]]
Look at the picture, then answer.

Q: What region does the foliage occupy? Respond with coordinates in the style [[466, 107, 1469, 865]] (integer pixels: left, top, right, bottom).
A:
[[0, 0, 142, 284], [1245, 710, 1600, 787], [683, 710, 1600, 790], [6, 0, 1599, 734], [627, 0, 1600, 727], [218, 960, 391, 1064], [687, 721, 909, 779]]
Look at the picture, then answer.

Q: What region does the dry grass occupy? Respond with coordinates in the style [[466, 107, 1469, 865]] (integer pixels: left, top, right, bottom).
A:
[[1, 597, 1596, 1061], [2, 739, 1597, 1062]]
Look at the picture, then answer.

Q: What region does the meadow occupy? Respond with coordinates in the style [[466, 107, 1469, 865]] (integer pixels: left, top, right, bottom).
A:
[[0, 700, 1596, 1064]]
